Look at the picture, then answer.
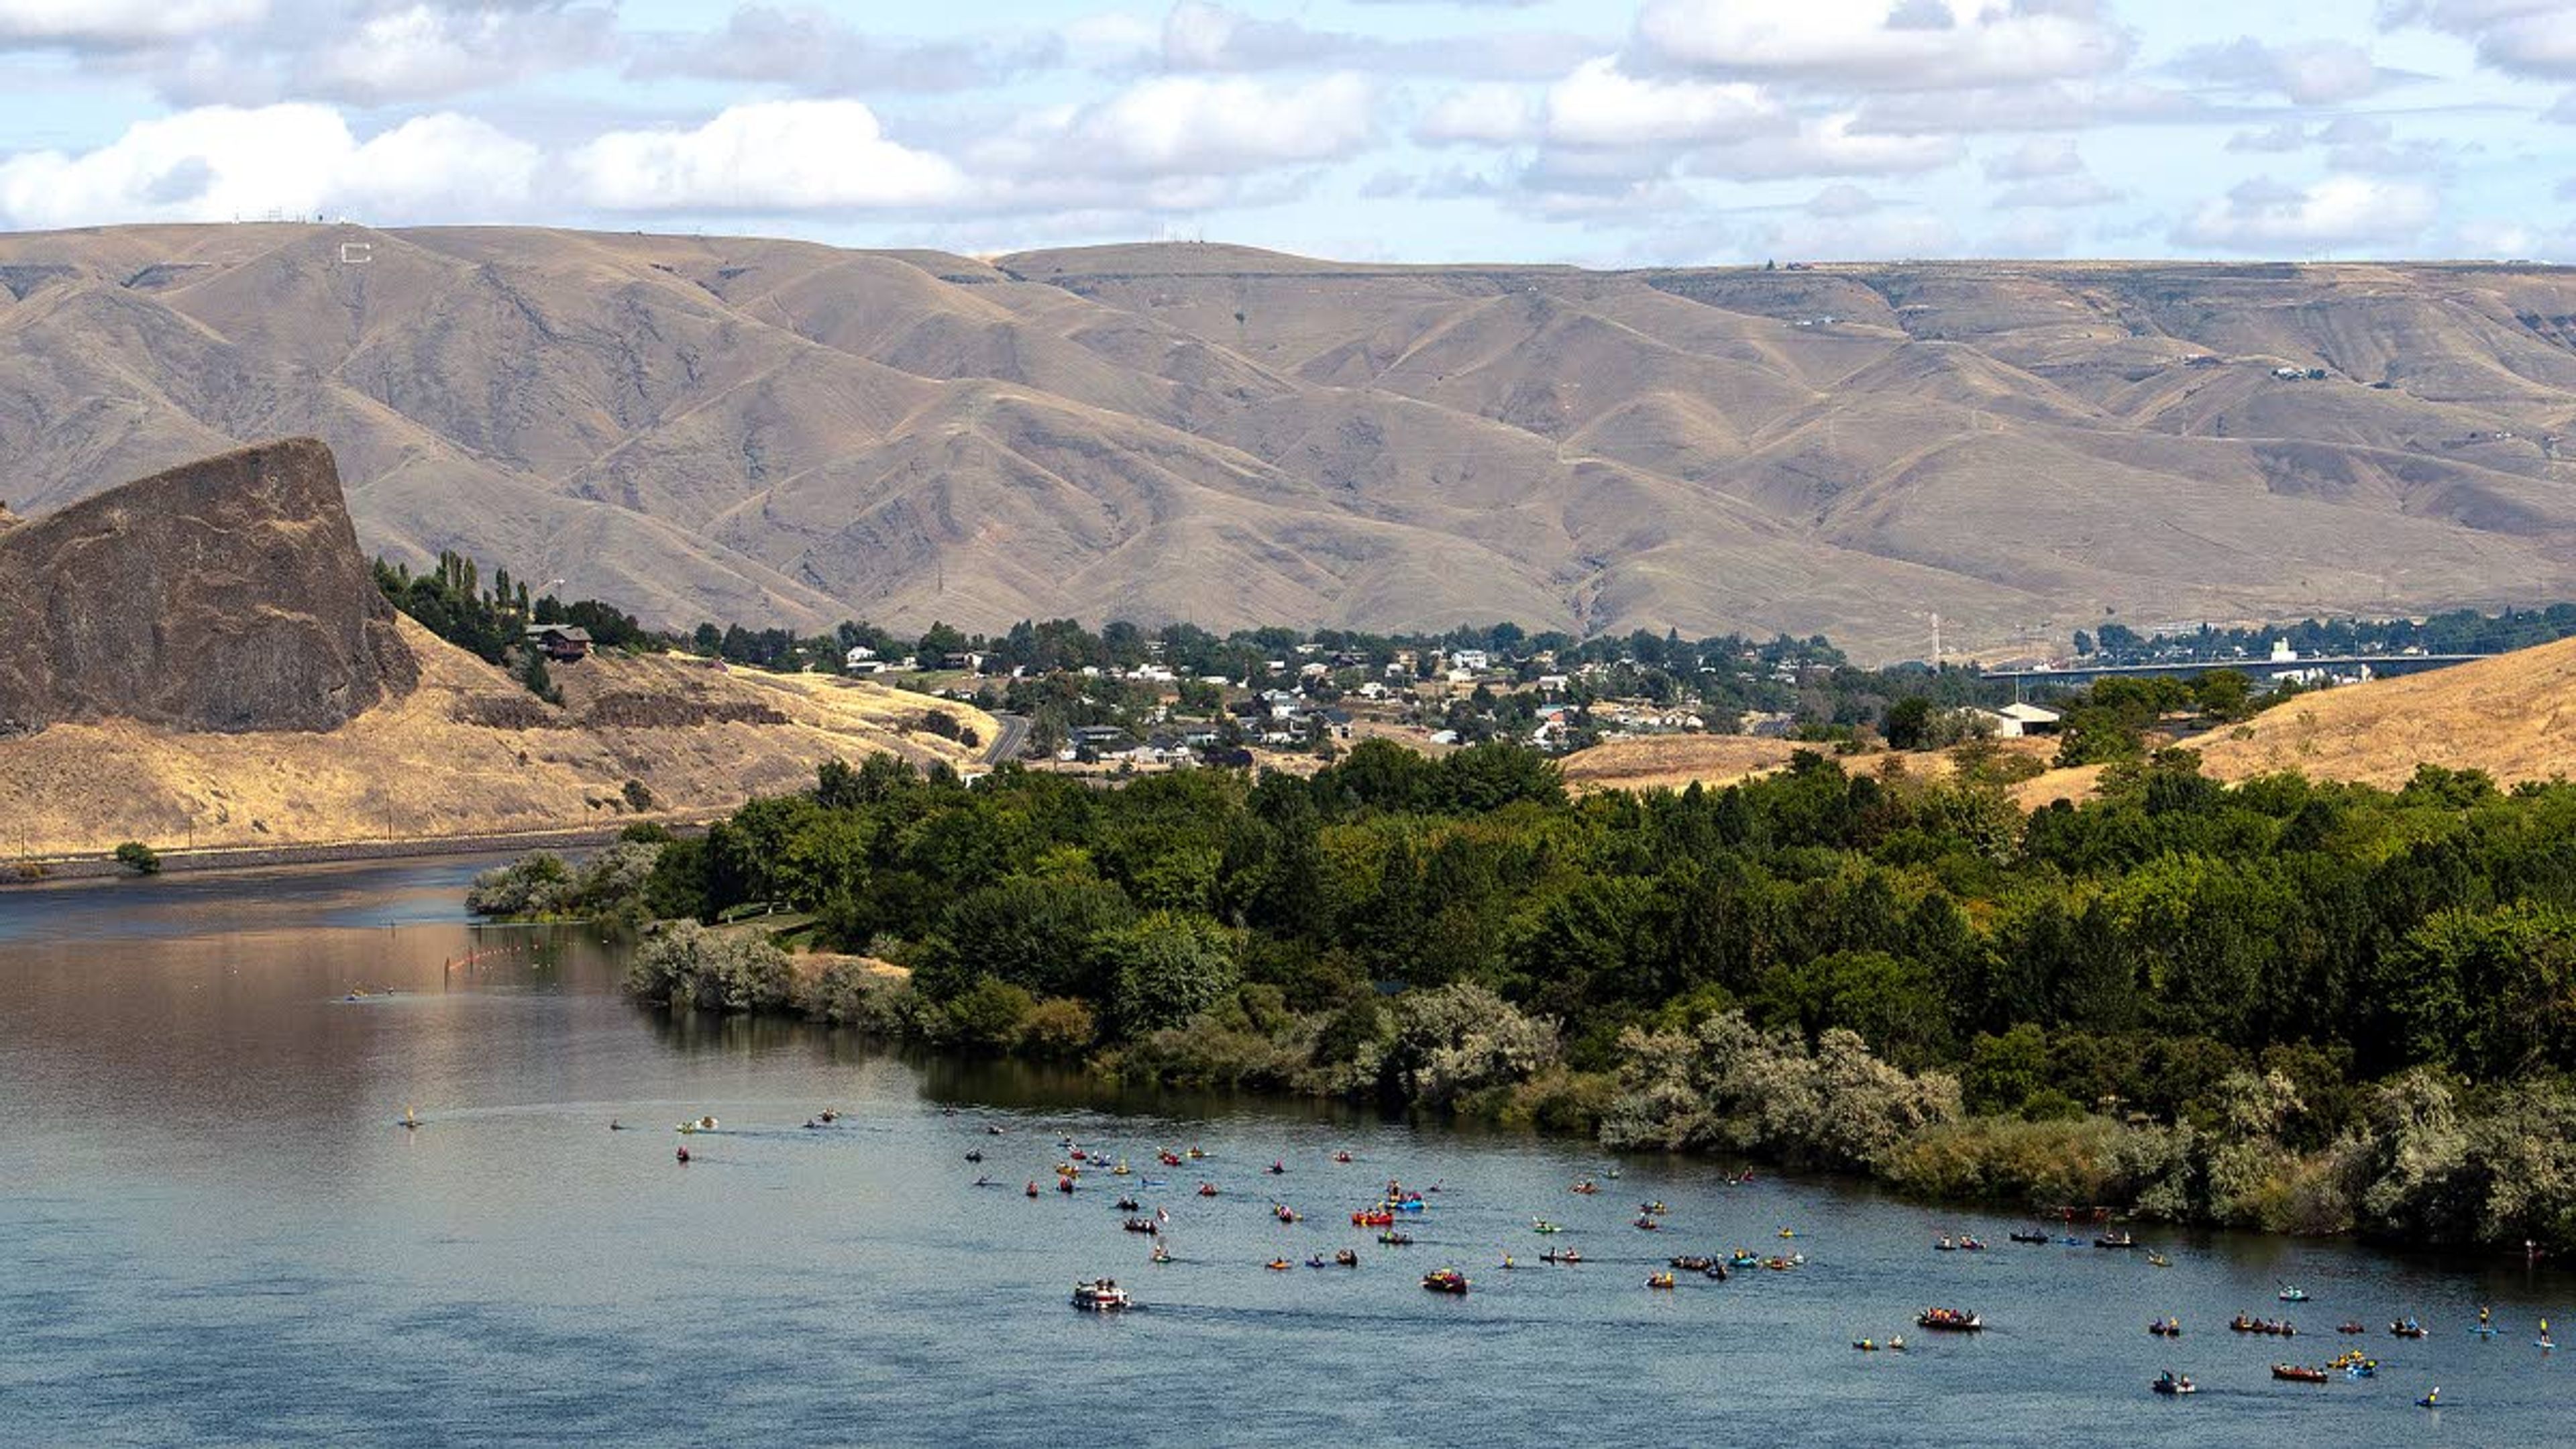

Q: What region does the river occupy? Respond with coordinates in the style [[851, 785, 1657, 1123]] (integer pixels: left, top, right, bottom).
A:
[[2, 860, 2565, 1447]]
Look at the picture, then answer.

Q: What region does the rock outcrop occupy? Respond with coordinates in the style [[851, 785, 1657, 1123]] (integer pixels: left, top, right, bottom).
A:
[[0, 438, 417, 736]]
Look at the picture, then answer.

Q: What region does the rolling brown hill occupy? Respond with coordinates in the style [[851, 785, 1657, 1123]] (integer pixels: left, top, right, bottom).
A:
[[8, 226, 2576, 660]]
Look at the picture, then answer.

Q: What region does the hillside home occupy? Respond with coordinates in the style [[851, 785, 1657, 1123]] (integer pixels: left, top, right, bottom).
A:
[[524, 624, 591, 662]]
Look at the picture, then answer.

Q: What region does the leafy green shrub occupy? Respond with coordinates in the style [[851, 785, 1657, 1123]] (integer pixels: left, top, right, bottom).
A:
[[113, 841, 160, 875], [625, 921, 796, 1013]]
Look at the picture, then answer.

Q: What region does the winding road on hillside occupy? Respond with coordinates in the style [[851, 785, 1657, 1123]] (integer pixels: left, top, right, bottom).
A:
[[983, 712, 1030, 765]]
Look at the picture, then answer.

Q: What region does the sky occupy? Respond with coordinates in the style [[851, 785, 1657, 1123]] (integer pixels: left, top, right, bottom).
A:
[[0, 1, 2567, 265]]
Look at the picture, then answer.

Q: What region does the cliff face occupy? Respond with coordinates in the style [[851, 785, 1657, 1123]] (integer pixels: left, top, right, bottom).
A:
[[0, 438, 417, 735]]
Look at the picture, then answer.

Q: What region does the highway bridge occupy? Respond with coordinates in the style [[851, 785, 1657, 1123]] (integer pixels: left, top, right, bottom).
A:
[[1982, 653, 2489, 688]]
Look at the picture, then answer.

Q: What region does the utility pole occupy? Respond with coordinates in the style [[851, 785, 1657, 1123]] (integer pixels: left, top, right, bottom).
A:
[[1931, 612, 1941, 667]]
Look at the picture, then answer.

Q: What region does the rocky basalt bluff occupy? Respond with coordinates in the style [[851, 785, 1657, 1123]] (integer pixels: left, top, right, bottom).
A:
[[0, 437, 417, 736]]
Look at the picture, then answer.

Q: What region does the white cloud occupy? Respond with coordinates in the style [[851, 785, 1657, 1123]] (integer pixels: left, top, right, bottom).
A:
[[571, 101, 965, 213], [307, 3, 616, 104], [1417, 83, 1538, 144], [1804, 182, 1879, 217], [2227, 121, 2311, 152], [339, 113, 543, 214], [2385, 1, 2576, 80], [1986, 138, 2084, 181], [1541, 56, 1786, 148], [0, 103, 536, 227], [2173, 173, 2439, 252], [0, 0, 263, 46], [991, 72, 1381, 178], [1994, 174, 2123, 209], [1854, 79, 2211, 136], [1633, 0, 2129, 91], [1159, 1, 1352, 70], [627, 7, 1057, 95], [1692, 111, 1962, 180], [1985, 140, 2118, 207], [2173, 37, 2387, 104], [1061, 11, 1161, 68]]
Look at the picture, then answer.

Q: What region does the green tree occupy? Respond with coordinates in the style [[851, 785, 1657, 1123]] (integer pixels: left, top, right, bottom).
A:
[[1883, 696, 1935, 751], [1095, 911, 1242, 1035]]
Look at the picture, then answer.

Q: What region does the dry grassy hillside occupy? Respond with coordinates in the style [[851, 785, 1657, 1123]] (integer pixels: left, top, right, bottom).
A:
[[2193, 640, 2576, 788], [1559, 732, 2063, 795], [1560, 735, 1804, 793], [9, 227, 2576, 659], [0, 617, 991, 859]]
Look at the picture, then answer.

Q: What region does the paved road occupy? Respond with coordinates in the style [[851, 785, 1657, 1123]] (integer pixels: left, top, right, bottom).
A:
[[983, 712, 1031, 765]]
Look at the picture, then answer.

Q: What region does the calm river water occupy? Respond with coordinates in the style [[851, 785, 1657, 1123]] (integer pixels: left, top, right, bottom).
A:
[[3, 861, 2568, 1447]]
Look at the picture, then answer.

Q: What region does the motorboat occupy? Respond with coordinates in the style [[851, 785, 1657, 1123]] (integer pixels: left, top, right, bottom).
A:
[[2151, 1372, 2196, 1396], [1421, 1269, 1470, 1295], [1071, 1279, 1132, 1311], [1916, 1308, 1982, 1332], [2271, 1364, 2328, 1384], [2279, 1287, 2309, 1303]]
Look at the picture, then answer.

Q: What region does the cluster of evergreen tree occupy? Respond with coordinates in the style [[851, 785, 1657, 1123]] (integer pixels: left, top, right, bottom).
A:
[[374, 553, 648, 665], [374, 553, 524, 663]]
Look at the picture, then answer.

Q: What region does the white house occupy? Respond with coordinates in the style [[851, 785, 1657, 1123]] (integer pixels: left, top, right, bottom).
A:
[[1980, 702, 2063, 738]]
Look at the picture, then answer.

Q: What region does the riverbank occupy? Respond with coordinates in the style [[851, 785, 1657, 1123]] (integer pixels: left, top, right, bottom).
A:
[[1, 822, 699, 885]]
